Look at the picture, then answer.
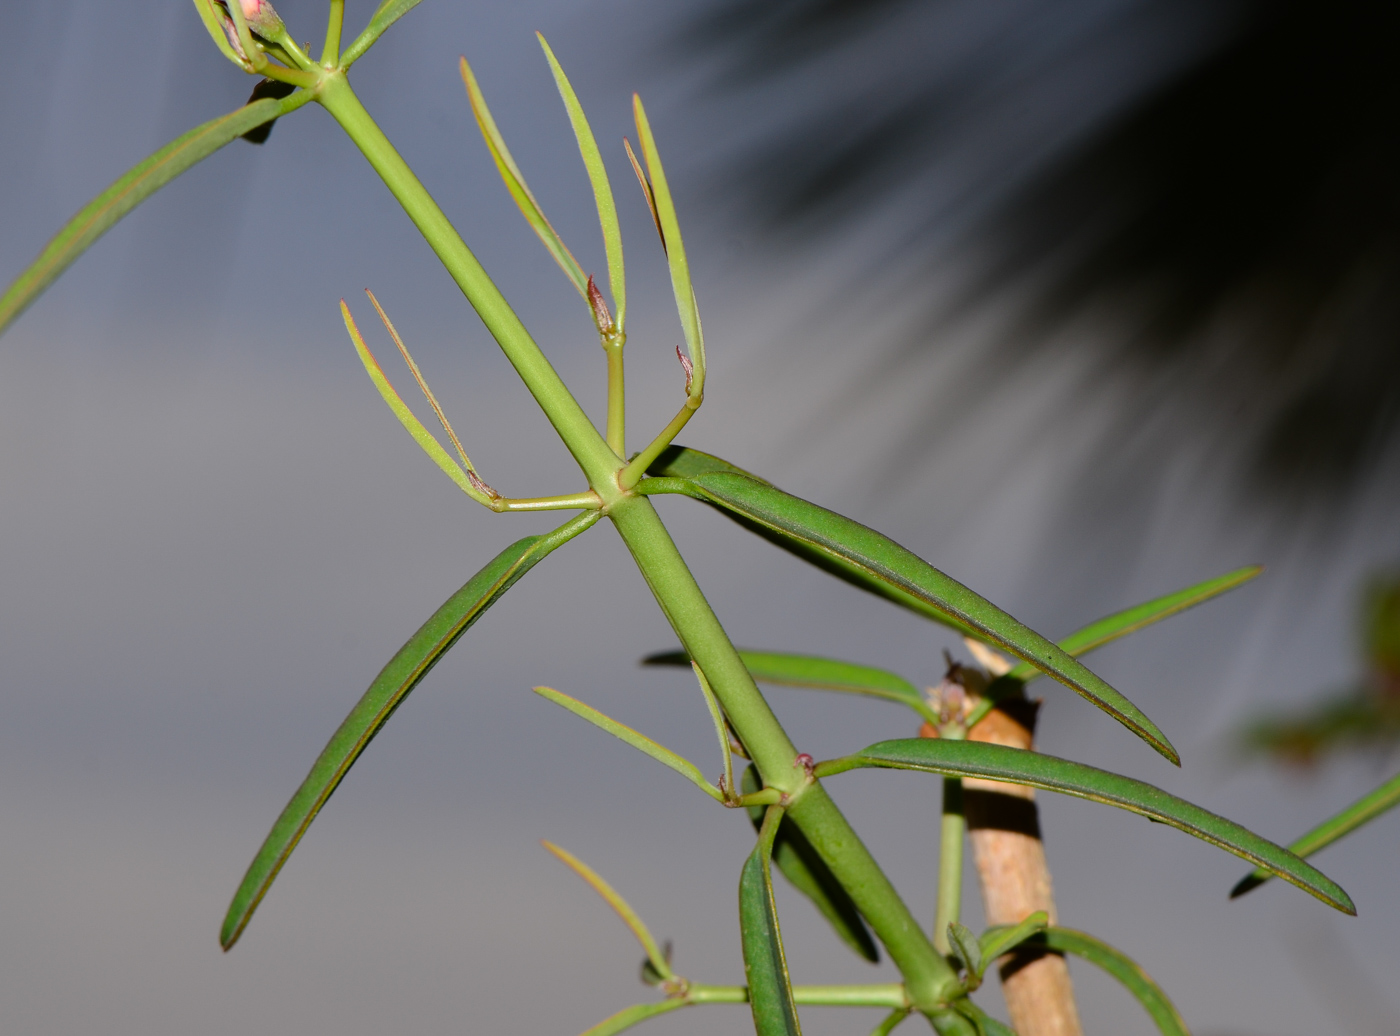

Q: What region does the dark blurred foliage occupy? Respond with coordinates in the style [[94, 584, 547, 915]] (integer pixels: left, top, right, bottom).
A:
[[1240, 571, 1400, 765], [684, 0, 1400, 513]]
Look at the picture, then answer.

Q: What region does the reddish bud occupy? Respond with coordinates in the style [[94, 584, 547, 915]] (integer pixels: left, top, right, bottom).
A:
[[675, 344, 694, 394], [586, 276, 614, 336], [230, 0, 285, 38]]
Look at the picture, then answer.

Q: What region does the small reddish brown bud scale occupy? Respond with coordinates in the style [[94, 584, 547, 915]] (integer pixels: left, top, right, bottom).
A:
[[465, 469, 499, 500], [586, 276, 614, 336], [676, 345, 694, 394]]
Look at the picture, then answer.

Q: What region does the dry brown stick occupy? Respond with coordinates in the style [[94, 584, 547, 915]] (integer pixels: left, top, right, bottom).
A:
[[962, 696, 1082, 1036]]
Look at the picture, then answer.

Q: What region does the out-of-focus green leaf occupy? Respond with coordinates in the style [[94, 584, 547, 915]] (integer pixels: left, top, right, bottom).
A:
[[741, 806, 803, 1036], [947, 922, 982, 986], [0, 92, 308, 341], [645, 648, 932, 722], [1232, 768, 1400, 897], [1020, 927, 1190, 1036], [952, 1001, 1017, 1036], [340, 0, 424, 67], [533, 686, 722, 801], [219, 512, 598, 950], [579, 1000, 687, 1036], [538, 34, 626, 331], [976, 911, 1047, 974], [542, 842, 673, 982], [870, 1009, 913, 1036], [741, 766, 879, 962], [640, 465, 1177, 764], [818, 738, 1353, 914], [1006, 566, 1263, 682], [191, 0, 250, 68], [460, 57, 589, 300], [631, 96, 704, 397]]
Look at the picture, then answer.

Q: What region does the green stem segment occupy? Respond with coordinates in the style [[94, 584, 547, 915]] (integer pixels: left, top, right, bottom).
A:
[[933, 778, 964, 954], [607, 496, 958, 1009], [315, 74, 618, 485]]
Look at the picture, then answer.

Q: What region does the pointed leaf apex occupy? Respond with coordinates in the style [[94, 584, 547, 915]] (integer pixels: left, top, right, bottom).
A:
[[676, 344, 694, 394], [587, 275, 615, 336]]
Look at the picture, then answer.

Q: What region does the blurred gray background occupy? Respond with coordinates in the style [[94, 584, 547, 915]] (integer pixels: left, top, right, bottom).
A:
[[1, 1, 1398, 1034]]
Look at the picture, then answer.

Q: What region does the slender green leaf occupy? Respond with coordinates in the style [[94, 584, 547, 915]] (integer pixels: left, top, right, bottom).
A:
[[1232, 768, 1400, 897], [579, 1000, 687, 1036], [632, 96, 705, 396], [741, 766, 879, 962], [460, 57, 589, 300], [538, 35, 626, 331], [220, 511, 598, 950], [976, 911, 1047, 974], [1022, 927, 1190, 1036], [641, 462, 1178, 764], [340, 0, 424, 67], [644, 444, 763, 480], [690, 663, 735, 799], [870, 1009, 912, 1036], [952, 1001, 1017, 1036], [1006, 567, 1263, 682], [820, 738, 1353, 913], [533, 686, 723, 802], [947, 922, 982, 984], [341, 300, 494, 506], [542, 841, 673, 981], [0, 92, 308, 340], [645, 648, 932, 721], [741, 806, 803, 1036]]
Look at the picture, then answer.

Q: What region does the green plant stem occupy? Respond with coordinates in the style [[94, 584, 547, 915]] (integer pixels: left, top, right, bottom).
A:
[[606, 339, 625, 456], [933, 777, 964, 954], [493, 491, 601, 512], [315, 74, 619, 485], [620, 397, 700, 488], [687, 984, 909, 1007], [607, 494, 959, 1010], [322, 0, 345, 66]]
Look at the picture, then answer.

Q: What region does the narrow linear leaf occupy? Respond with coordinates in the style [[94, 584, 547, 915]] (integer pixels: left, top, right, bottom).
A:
[[538, 34, 626, 330], [976, 911, 1048, 974], [461, 57, 589, 299], [220, 511, 598, 950], [641, 463, 1178, 764], [1006, 567, 1264, 682], [741, 806, 803, 1036], [342, 301, 492, 505], [533, 686, 722, 802], [632, 96, 705, 395], [952, 1000, 1017, 1036], [624, 138, 664, 250], [1232, 768, 1400, 897], [821, 738, 1351, 913], [0, 92, 308, 340], [340, 0, 425, 67], [947, 922, 982, 983], [644, 444, 764, 480], [579, 1000, 687, 1036], [741, 766, 879, 963], [1028, 927, 1190, 1036], [870, 1009, 912, 1036], [541, 841, 672, 981]]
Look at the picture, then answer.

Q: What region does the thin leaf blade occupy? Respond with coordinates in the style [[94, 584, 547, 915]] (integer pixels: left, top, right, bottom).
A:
[[341, 0, 424, 67], [0, 93, 307, 340], [220, 512, 598, 950], [1232, 768, 1400, 897], [1037, 927, 1190, 1036], [976, 911, 1047, 974], [579, 1000, 687, 1036], [741, 807, 803, 1036], [645, 648, 929, 718], [1007, 566, 1264, 682], [741, 766, 879, 962], [532, 686, 722, 801], [538, 35, 626, 330], [643, 464, 1177, 763], [460, 57, 589, 298], [541, 841, 672, 980], [828, 738, 1353, 913], [632, 96, 704, 396]]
